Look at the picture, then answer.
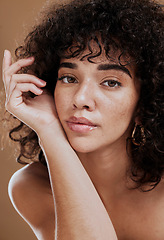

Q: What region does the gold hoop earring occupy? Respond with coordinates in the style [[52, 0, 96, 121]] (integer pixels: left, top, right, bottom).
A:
[[131, 124, 146, 146]]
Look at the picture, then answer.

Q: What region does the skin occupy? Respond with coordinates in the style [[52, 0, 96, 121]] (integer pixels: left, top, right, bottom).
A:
[[3, 49, 164, 240], [55, 57, 139, 154], [55, 56, 139, 197]]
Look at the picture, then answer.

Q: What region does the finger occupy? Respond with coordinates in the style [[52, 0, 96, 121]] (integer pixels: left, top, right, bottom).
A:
[[11, 74, 46, 85], [5, 57, 34, 77], [7, 74, 46, 100], [14, 82, 43, 97], [3, 55, 35, 99], [6, 83, 43, 111], [2, 50, 12, 90], [2, 50, 12, 72]]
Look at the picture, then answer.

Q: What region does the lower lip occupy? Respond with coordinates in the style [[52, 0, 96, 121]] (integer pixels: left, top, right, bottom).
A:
[[67, 122, 97, 133]]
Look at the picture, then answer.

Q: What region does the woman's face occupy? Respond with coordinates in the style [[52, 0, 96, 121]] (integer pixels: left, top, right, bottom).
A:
[[54, 53, 140, 154]]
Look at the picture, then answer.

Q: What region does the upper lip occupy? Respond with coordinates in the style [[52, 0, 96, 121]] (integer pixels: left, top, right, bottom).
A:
[[67, 116, 97, 126]]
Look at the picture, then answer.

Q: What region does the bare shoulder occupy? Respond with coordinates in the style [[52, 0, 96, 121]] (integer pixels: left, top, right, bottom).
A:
[[8, 162, 55, 240]]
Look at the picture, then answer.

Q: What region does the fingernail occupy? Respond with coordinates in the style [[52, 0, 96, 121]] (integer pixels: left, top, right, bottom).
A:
[[4, 50, 7, 57], [28, 56, 34, 61], [38, 89, 43, 94], [40, 80, 47, 85]]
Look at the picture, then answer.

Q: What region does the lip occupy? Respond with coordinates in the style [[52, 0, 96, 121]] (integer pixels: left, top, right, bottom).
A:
[[66, 116, 97, 133]]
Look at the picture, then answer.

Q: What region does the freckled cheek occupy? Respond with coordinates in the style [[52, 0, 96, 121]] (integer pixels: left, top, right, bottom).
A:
[[103, 94, 138, 125], [54, 89, 63, 115], [117, 95, 139, 122], [54, 89, 72, 116]]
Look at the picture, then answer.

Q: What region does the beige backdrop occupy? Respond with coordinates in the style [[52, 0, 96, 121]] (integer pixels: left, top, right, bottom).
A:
[[0, 0, 164, 240], [0, 1, 47, 240]]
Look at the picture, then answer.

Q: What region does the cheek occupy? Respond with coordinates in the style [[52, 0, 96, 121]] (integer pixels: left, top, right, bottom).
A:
[[118, 97, 137, 118], [103, 91, 139, 127], [54, 87, 72, 116], [54, 87, 63, 116]]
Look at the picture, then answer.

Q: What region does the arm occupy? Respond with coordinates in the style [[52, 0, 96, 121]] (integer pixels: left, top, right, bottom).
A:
[[3, 50, 117, 240], [39, 127, 117, 240]]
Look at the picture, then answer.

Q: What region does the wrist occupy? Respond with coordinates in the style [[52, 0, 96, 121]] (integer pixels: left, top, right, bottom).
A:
[[37, 120, 68, 148]]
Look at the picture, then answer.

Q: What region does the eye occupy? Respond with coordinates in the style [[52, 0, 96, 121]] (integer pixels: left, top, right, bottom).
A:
[[101, 80, 121, 88], [57, 75, 78, 84]]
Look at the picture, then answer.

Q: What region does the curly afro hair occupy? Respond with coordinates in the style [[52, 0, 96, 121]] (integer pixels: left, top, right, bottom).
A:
[[8, 0, 164, 191]]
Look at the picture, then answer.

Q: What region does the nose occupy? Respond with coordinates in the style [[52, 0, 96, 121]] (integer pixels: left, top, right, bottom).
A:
[[73, 81, 96, 111]]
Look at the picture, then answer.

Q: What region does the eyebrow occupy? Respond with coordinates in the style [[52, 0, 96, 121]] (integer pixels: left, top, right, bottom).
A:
[[59, 62, 132, 78], [97, 64, 132, 78], [59, 62, 77, 69]]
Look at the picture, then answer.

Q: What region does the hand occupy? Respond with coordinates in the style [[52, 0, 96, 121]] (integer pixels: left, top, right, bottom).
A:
[[2, 50, 61, 135]]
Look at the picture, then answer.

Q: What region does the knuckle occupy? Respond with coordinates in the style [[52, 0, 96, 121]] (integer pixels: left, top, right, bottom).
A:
[[16, 61, 22, 69], [3, 68, 9, 77], [16, 83, 22, 89], [11, 74, 17, 81], [3, 68, 6, 75]]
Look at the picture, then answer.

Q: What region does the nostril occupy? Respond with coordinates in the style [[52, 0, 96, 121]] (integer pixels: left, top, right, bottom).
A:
[[84, 105, 89, 109], [73, 103, 90, 110]]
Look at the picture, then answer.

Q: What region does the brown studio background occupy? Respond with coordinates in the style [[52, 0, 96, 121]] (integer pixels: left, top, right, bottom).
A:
[[0, 0, 164, 239], [0, 1, 47, 239]]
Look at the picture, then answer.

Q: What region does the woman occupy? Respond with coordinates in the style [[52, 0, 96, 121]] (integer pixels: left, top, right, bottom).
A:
[[2, 0, 164, 239]]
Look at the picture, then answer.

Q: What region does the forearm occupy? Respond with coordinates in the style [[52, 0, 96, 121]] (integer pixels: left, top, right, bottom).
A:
[[39, 127, 117, 240]]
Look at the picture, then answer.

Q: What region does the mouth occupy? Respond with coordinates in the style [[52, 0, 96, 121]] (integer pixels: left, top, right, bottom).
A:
[[66, 116, 98, 133]]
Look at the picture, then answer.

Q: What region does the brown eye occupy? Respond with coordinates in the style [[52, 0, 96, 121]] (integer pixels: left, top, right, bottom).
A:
[[101, 80, 121, 88], [58, 76, 78, 83]]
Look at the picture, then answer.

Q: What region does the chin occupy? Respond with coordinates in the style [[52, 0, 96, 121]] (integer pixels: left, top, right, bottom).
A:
[[67, 137, 103, 154], [67, 138, 92, 153], [70, 143, 94, 153]]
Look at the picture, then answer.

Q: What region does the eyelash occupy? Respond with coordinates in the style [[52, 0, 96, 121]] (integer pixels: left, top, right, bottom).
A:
[[57, 75, 122, 88], [57, 76, 77, 84], [101, 80, 122, 88]]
